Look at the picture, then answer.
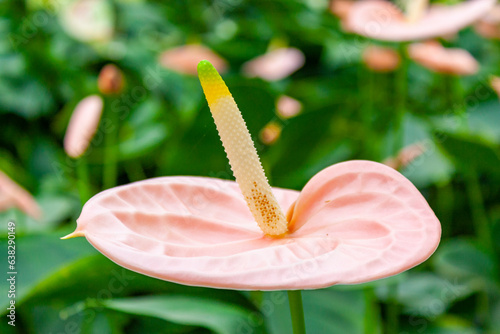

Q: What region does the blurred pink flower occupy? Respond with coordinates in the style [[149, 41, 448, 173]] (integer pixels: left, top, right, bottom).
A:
[[242, 48, 305, 81], [60, 0, 114, 42], [98, 64, 125, 95], [408, 41, 479, 76], [159, 45, 228, 75], [474, 5, 500, 39], [64, 95, 104, 158], [362, 45, 401, 72], [346, 0, 495, 41], [276, 95, 302, 119], [64, 161, 440, 290], [383, 142, 427, 170], [0, 171, 41, 219]]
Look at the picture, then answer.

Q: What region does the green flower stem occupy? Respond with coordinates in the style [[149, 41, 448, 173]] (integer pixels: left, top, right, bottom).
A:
[[394, 43, 409, 155], [103, 102, 119, 189], [363, 287, 380, 334], [465, 169, 493, 252], [76, 155, 91, 205], [288, 290, 306, 334]]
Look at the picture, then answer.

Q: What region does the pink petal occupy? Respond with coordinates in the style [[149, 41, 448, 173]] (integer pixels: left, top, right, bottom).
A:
[[159, 45, 228, 76], [0, 171, 42, 219], [287, 161, 440, 285], [408, 42, 479, 76], [347, 0, 496, 41], [64, 95, 104, 158], [74, 161, 440, 290], [242, 48, 305, 81]]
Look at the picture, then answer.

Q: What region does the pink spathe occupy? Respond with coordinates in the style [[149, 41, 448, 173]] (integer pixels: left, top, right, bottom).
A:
[[72, 160, 440, 290], [0, 171, 41, 219], [408, 42, 479, 76], [346, 0, 495, 41], [159, 45, 228, 76], [64, 95, 104, 158], [242, 48, 305, 81]]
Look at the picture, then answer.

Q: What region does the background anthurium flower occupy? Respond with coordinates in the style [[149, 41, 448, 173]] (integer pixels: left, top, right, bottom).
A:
[[0, 170, 41, 219], [64, 95, 104, 158], [346, 0, 495, 41], [65, 61, 441, 290], [408, 41, 479, 76]]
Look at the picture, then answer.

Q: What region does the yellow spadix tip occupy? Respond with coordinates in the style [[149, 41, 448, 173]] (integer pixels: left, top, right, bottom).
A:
[[197, 60, 231, 107]]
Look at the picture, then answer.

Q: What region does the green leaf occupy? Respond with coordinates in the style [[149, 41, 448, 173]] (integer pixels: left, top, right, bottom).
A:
[[433, 239, 499, 287], [102, 295, 267, 334], [0, 233, 96, 311]]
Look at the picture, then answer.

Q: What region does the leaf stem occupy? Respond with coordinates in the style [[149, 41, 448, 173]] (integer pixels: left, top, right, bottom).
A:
[[288, 290, 306, 334]]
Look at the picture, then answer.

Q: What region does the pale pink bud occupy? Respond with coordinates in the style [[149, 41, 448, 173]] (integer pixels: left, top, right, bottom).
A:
[[98, 64, 125, 95], [276, 95, 302, 119], [64, 95, 104, 158], [242, 48, 305, 81]]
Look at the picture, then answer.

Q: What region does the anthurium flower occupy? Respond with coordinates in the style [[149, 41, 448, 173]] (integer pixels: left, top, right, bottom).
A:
[[0, 170, 41, 219], [475, 5, 500, 40], [63, 61, 440, 290], [159, 44, 228, 76], [408, 41, 479, 76], [64, 95, 104, 158], [346, 0, 495, 42]]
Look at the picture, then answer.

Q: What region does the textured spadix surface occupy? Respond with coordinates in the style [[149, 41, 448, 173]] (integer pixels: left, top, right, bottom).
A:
[[347, 0, 495, 41], [73, 160, 441, 290]]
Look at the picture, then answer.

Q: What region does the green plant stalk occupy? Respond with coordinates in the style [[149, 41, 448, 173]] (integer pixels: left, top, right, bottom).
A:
[[103, 104, 119, 189], [76, 155, 91, 205], [451, 74, 492, 328], [386, 284, 399, 334], [364, 287, 381, 334], [288, 290, 306, 334], [394, 43, 409, 156]]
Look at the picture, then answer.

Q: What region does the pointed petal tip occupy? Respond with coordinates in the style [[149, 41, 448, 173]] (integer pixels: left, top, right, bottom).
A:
[[60, 230, 85, 240]]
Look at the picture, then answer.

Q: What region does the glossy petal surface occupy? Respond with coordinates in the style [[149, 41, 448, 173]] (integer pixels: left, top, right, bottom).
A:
[[75, 161, 440, 290], [347, 0, 495, 41]]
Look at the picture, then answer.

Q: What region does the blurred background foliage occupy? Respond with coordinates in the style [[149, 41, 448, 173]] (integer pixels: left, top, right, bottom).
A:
[[1, 0, 500, 333]]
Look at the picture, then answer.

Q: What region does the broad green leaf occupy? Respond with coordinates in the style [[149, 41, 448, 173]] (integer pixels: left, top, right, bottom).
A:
[[102, 295, 267, 334], [0, 233, 96, 311]]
